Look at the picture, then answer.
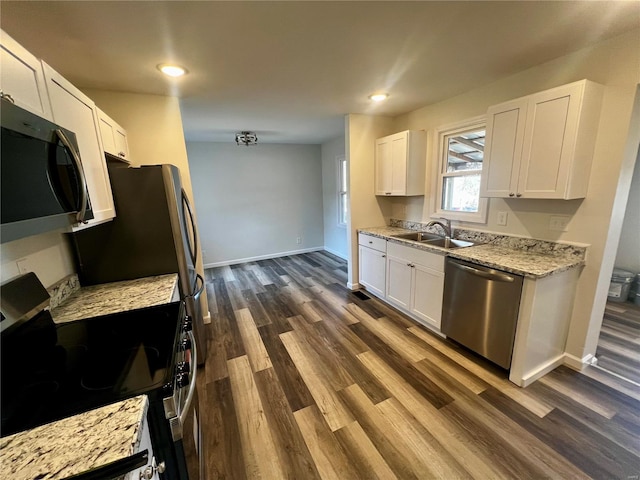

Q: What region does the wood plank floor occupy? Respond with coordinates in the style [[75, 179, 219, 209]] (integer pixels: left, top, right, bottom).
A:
[[596, 301, 640, 384], [198, 252, 640, 480]]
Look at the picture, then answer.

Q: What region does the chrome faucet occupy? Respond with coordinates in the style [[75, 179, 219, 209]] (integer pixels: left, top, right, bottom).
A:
[[426, 218, 452, 239]]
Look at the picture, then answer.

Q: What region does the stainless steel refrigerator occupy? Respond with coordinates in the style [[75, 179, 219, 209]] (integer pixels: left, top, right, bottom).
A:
[[70, 161, 207, 364]]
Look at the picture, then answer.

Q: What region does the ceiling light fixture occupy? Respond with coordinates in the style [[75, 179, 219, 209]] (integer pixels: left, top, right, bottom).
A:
[[235, 131, 258, 146], [369, 93, 389, 102], [157, 64, 188, 77]]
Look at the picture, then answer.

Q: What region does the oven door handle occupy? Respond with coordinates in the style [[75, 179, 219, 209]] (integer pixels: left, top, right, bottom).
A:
[[177, 329, 198, 430]]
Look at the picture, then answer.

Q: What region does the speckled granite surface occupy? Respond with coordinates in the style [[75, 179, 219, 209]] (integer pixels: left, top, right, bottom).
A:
[[47, 274, 80, 309], [0, 395, 148, 480], [360, 223, 586, 278], [51, 273, 179, 323]]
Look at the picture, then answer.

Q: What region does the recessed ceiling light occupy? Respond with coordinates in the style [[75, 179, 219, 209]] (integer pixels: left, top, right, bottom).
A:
[[157, 64, 188, 77], [369, 93, 389, 102]]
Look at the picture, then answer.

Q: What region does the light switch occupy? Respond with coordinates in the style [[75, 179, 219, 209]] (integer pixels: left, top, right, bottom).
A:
[[549, 215, 570, 232], [497, 211, 508, 226]]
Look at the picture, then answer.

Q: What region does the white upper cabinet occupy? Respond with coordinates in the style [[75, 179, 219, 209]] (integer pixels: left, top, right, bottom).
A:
[[375, 130, 426, 196], [481, 80, 603, 200], [42, 62, 116, 227], [0, 29, 52, 120], [98, 108, 130, 162]]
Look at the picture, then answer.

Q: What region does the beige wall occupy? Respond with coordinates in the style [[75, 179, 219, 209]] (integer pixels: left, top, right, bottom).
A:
[[83, 90, 210, 319], [384, 29, 640, 363], [345, 114, 395, 286]]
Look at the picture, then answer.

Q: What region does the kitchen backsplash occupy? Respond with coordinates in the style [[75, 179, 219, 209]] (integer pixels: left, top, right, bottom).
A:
[[47, 274, 80, 309], [389, 218, 587, 261]]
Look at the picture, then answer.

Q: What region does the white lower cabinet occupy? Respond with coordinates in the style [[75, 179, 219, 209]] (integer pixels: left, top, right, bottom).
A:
[[386, 242, 445, 330], [358, 233, 387, 298]]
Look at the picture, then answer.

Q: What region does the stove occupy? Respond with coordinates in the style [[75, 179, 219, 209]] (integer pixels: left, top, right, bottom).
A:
[[0, 273, 200, 479]]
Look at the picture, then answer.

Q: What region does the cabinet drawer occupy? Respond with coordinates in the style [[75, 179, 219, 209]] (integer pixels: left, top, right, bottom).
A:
[[387, 242, 444, 272], [358, 233, 386, 253]]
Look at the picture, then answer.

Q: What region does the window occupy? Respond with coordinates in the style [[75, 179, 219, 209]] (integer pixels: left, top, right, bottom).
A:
[[434, 116, 488, 223], [337, 155, 347, 226]]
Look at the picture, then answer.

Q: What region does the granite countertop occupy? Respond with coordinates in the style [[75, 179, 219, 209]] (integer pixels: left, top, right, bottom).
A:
[[51, 273, 179, 323], [0, 395, 148, 480], [359, 226, 585, 278]]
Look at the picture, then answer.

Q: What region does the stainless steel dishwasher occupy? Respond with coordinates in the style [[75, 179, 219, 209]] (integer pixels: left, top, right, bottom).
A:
[[442, 258, 524, 369]]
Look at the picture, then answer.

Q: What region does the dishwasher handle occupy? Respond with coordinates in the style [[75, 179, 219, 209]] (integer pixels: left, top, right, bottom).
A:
[[450, 261, 515, 283]]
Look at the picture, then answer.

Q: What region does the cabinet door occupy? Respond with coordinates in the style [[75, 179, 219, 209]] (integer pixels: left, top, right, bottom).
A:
[[411, 264, 444, 329], [43, 63, 115, 226], [98, 108, 130, 161], [375, 137, 393, 195], [386, 255, 412, 310], [517, 84, 581, 199], [480, 98, 527, 198], [359, 246, 386, 298], [390, 132, 408, 194], [0, 30, 52, 120]]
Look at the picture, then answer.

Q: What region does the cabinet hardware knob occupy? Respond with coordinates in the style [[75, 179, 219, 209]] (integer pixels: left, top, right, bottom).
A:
[[382, 254, 386, 258], [118, 152, 126, 157], [509, 192, 515, 197], [516, 193, 522, 197], [386, 192, 391, 195], [369, 241, 372, 244]]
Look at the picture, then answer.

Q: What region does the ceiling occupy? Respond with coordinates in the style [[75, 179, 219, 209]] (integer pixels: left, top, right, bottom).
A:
[[1, 1, 638, 144]]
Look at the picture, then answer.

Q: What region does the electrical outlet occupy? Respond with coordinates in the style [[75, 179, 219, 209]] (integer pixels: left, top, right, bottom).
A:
[[16, 257, 30, 274], [296, 236, 302, 245], [549, 215, 570, 232], [497, 211, 508, 226]]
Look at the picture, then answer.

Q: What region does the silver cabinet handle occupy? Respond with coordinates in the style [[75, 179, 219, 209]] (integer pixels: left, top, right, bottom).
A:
[[118, 151, 126, 158], [451, 261, 515, 282], [509, 192, 515, 197], [516, 193, 522, 197], [55, 129, 89, 223], [1, 92, 15, 103]]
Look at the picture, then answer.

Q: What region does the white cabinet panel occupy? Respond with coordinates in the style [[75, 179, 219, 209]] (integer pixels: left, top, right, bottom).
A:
[[386, 255, 412, 310], [98, 108, 130, 162], [411, 263, 444, 329], [481, 80, 603, 200], [43, 63, 115, 226], [359, 245, 386, 298], [0, 29, 52, 120], [386, 244, 445, 330], [375, 130, 426, 196]]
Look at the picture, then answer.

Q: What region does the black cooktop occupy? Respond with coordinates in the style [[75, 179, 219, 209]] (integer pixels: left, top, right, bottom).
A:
[[1, 302, 182, 437]]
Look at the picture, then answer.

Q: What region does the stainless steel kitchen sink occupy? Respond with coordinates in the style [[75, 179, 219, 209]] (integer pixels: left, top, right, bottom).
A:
[[391, 232, 442, 242], [423, 237, 475, 249]]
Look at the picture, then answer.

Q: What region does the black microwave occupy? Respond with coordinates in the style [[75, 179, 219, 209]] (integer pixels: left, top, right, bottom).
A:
[[1, 99, 93, 243]]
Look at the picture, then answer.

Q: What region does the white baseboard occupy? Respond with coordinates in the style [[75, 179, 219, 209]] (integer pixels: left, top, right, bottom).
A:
[[512, 354, 566, 387], [323, 246, 348, 260], [564, 352, 595, 371], [347, 282, 360, 291], [203, 247, 324, 268]]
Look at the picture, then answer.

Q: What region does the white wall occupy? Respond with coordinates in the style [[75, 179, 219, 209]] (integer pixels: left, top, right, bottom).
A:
[[186, 142, 324, 267], [389, 28, 640, 362], [1, 230, 75, 288], [321, 135, 348, 259], [346, 114, 395, 287], [614, 149, 640, 273]]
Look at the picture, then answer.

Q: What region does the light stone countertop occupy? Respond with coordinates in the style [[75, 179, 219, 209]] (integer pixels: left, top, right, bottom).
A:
[[51, 273, 179, 323], [358, 226, 585, 278], [0, 395, 148, 480]]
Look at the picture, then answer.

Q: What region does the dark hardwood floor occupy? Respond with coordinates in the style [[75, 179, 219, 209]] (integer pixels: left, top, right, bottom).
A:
[[596, 301, 640, 384], [198, 251, 640, 479]]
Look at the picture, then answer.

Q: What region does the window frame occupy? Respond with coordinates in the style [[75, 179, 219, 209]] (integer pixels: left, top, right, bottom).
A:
[[337, 155, 348, 227], [432, 115, 488, 224]]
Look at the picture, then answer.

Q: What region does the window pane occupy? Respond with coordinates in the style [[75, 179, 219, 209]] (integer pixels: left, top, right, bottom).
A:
[[445, 129, 484, 173], [339, 192, 347, 224], [340, 158, 347, 192], [442, 174, 481, 212]]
